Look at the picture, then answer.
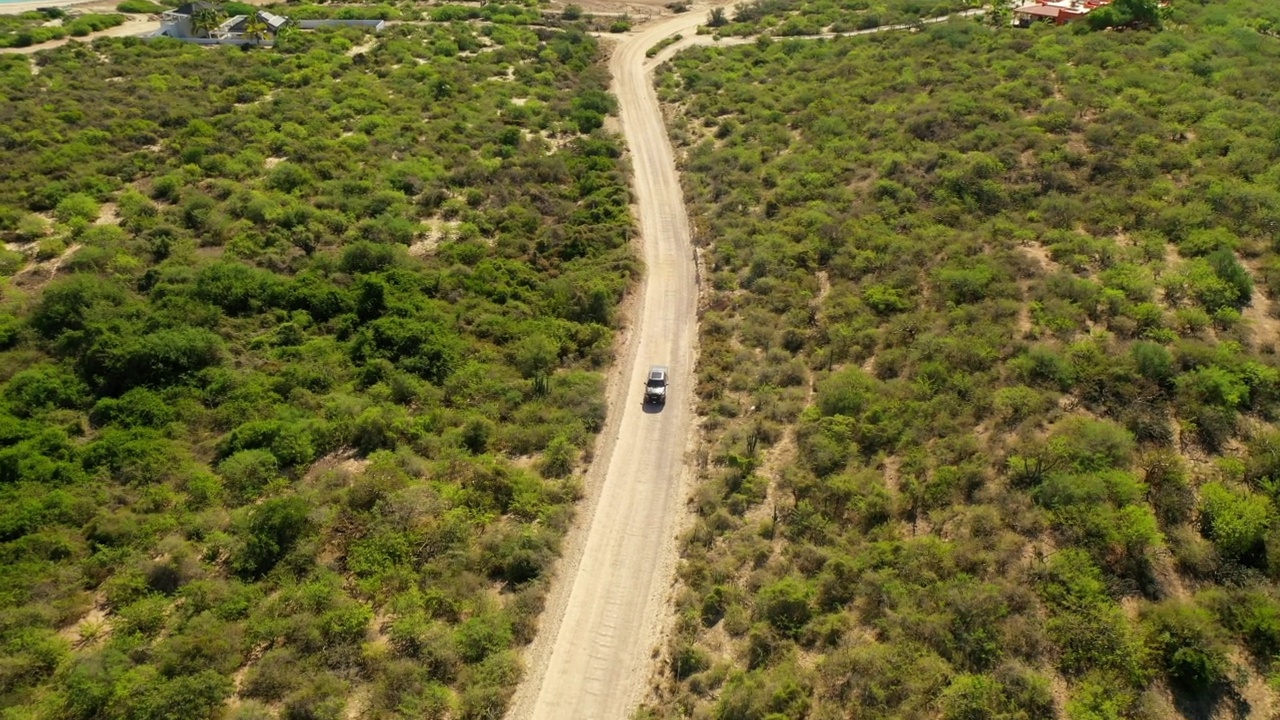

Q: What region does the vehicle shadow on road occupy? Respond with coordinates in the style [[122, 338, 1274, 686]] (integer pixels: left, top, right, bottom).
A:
[[641, 402, 664, 414]]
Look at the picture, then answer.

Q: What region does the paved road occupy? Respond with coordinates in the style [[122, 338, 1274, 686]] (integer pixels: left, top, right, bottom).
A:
[[505, 8, 708, 720]]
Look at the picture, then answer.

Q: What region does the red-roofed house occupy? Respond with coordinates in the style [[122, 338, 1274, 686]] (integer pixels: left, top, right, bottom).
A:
[[1013, 0, 1110, 26]]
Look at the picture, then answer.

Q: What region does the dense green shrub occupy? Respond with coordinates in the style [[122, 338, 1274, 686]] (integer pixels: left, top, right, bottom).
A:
[[116, 0, 166, 12], [754, 577, 813, 637], [233, 497, 311, 579], [1142, 601, 1231, 690], [1199, 482, 1273, 563]]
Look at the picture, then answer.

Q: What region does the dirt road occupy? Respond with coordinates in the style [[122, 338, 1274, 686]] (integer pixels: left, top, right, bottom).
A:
[[0, 19, 159, 54], [505, 8, 710, 720]]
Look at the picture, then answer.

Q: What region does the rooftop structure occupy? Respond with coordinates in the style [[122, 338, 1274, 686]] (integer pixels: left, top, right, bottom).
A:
[[156, 2, 382, 44], [1012, 0, 1111, 25]]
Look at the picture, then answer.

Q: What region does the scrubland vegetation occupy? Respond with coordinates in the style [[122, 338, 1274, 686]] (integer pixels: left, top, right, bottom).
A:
[[0, 17, 631, 719], [647, 1, 1280, 718], [706, 0, 973, 37]]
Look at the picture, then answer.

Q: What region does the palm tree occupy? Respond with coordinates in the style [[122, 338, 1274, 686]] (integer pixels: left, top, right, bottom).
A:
[[242, 12, 270, 46], [191, 4, 225, 38], [273, 16, 297, 50]]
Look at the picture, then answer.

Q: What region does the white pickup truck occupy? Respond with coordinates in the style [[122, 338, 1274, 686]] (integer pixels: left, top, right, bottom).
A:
[[643, 365, 668, 405]]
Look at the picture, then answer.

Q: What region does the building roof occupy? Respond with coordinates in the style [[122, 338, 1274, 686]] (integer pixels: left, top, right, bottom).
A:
[[258, 10, 288, 29], [1014, 4, 1065, 17], [219, 14, 246, 32], [224, 10, 287, 33]]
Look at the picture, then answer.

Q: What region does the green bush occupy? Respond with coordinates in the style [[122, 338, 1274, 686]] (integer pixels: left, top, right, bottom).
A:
[[1047, 604, 1146, 683], [715, 666, 810, 720], [116, 1, 166, 14], [754, 577, 813, 637], [1086, 0, 1161, 30], [3, 363, 88, 416], [114, 595, 171, 637], [82, 427, 181, 485], [62, 14, 126, 38], [536, 435, 576, 478], [0, 628, 67, 693], [1049, 417, 1135, 472], [454, 615, 512, 664], [1142, 601, 1231, 690], [242, 649, 302, 701], [85, 327, 223, 394], [234, 497, 311, 579], [218, 449, 280, 501], [321, 601, 373, 645], [671, 642, 710, 680], [1199, 482, 1273, 563], [939, 674, 1006, 720], [30, 275, 127, 340], [89, 388, 176, 429], [281, 671, 347, 720]]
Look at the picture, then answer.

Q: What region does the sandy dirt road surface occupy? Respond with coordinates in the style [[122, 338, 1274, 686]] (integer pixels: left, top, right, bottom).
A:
[[505, 8, 712, 720]]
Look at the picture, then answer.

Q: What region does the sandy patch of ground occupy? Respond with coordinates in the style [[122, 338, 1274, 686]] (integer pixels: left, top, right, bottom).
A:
[[304, 449, 370, 486], [9, 241, 82, 290], [57, 600, 110, 648], [408, 219, 458, 257], [94, 202, 119, 225], [1021, 241, 1062, 275], [345, 37, 378, 57], [1242, 259, 1280, 351]]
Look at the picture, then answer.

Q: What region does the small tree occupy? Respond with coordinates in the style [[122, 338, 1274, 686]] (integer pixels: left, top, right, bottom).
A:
[[1088, 0, 1161, 30], [513, 333, 558, 379], [985, 0, 1014, 27], [1117, 0, 1161, 27]]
